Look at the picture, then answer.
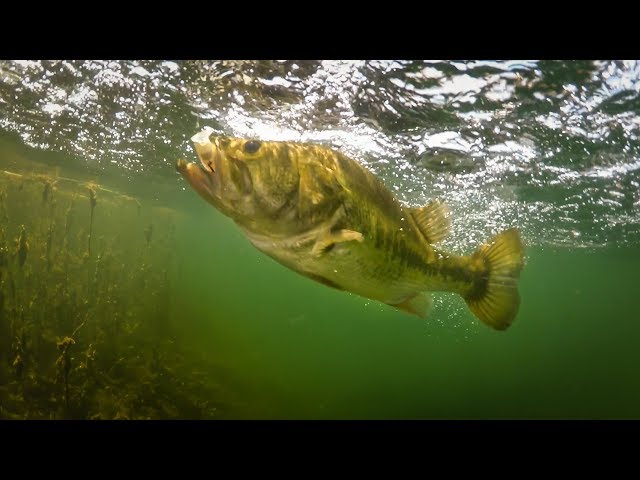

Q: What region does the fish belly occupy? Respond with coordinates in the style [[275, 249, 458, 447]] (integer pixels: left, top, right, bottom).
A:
[[258, 239, 423, 305]]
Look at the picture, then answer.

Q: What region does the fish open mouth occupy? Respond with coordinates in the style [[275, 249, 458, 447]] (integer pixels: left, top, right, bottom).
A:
[[176, 156, 220, 208], [190, 126, 218, 174], [176, 126, 224, 205]]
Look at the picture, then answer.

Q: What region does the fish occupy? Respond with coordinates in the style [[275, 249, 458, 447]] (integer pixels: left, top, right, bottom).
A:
[[176, 127, 525, 330]]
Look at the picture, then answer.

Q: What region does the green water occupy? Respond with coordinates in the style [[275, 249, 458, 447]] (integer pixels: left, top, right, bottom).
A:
[[178, 205, 640, 419], [0, 60, 639, 419]]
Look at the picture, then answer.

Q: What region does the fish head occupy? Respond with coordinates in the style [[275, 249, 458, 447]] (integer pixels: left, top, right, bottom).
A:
[[178, 127, 301, 230]]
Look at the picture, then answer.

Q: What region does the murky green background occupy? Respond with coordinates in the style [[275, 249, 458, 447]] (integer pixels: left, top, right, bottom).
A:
[[0, 60, 639, 419]]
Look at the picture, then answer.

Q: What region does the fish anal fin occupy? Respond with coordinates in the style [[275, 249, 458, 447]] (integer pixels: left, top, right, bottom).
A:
[[407, 199, 451, 244], [389, 292, 432, 318], [311, 229, 364, 256]]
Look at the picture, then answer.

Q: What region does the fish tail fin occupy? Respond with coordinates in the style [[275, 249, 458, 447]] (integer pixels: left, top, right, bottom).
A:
[[464, 228, 524, 330]]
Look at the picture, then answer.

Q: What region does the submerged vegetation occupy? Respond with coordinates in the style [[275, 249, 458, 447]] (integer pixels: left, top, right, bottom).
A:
[[0, 156, 234, 419]]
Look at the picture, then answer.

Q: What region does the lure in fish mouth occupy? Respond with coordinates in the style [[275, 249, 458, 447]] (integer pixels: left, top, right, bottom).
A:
[[190, 127, 219, 174], [177, 127, 525, 330], [176, 127, 224, 211]]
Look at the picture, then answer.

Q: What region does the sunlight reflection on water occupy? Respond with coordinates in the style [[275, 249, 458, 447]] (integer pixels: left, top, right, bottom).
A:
[[0, 59, 639, 250]]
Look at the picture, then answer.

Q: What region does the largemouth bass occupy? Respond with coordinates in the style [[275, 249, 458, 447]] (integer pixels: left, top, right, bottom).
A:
[[177, 127, 525, 330]]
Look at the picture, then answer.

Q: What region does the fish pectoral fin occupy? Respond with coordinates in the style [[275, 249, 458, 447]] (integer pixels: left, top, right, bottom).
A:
[[389, 292, 432, 318], [311, 229, 364, 256], [406, 199, 451, 244], [335, 229, 364, 243]]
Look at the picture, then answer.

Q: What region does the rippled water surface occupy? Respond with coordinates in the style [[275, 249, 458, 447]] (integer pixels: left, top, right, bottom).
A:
[[1, 60, 639, 419]]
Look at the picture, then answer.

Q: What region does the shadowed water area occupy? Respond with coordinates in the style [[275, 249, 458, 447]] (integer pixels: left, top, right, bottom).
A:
[[0, 60, 639, 419]]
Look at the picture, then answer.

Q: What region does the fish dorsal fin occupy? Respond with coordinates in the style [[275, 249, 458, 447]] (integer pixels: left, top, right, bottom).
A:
[[406, 199, 451, 244]]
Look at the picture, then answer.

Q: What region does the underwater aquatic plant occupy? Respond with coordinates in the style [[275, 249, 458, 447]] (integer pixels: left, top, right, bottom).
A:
[[0, 188, 8, 223], [56, 317, 85, 410], [41, 178, 54, 205], [144, 224, 153, 248], [12, 353, 23, 379], [0, 227, 8, 268], [45, 223, 53, 272], [15, 225, 28, 267], [56, 336, 75, 408], [0, 162, 231, 420], [87, 184, 97, 256]]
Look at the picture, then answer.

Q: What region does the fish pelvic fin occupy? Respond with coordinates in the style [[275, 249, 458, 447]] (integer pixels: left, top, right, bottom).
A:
[[464, 228, 524, 330], [389, 292, 433, 318], [406, 199, 451, 244]]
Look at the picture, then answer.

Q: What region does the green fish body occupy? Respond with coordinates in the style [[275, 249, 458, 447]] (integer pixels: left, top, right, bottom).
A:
[[177, 128, 524, 330]]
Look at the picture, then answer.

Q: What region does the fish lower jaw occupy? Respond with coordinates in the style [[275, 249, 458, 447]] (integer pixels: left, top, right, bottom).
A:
[[176, 158, 191, 171]]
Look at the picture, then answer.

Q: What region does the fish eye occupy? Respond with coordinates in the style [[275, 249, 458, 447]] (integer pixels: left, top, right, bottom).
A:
[[243, 140, 262, 154]]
